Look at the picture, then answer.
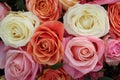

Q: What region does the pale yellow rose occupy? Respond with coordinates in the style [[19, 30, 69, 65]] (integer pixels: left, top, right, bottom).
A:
[[64, 4, 110, 37], [0, 75, 5, 80], [0, 12, 40, 48]]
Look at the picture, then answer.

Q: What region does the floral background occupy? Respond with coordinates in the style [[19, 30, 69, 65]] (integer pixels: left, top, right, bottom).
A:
[[0, 0, 120, 80]]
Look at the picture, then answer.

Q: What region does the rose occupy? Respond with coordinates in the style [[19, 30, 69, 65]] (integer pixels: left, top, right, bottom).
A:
[[0, 12, 40, 48], [114, 74, 120, 80], [59, 0, 80, 10], [0, 41, 6, 69], [63, 36, 104, 79], [0, 2, 10, 21], [26, 0, 62, 23], [0, 41, 12, 69], [89, 72, 104, 80], [104, 35, 120, 66], [0, 75, 5, 80], [64, 4, 109, 37], [75, 72, 104, 80], [108, 2, 120, 37], [27, 21, 64, 65], [38, 68, 71, 80], [5, 49, 40, 80], [81, 0, 120, 5]]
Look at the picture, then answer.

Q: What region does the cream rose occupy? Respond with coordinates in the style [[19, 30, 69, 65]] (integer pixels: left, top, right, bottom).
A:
[[0, 12, 40, 48], [64, 4, 109, 37]]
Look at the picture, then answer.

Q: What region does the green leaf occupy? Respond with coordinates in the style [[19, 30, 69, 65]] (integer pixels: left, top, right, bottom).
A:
[[98, 77, 113, 80], [16, 0, 26, 11], [50, 62, 64, 70], [0, 0, 7, 2], [84, 76, 91, 80]]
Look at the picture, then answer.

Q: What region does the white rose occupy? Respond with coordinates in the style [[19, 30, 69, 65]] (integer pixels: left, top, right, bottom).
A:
[[64, 4, 110, 37], [0, 11, 40, 48]]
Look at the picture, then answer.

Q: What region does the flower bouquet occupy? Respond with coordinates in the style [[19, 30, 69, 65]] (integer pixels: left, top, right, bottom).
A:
[[0, 0, 120, 80]]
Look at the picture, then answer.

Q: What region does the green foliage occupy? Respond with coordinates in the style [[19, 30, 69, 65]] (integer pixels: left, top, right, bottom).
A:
[[98, 77, 113, 80], [0, 0, 26, 11], [16, 0, 26, 11], [50, 62, 64, 70], [84, 76, 91, 80], [0, 0, 7, 2]]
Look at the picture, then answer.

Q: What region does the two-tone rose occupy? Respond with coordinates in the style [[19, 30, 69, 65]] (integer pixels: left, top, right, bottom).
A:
[[63, 36, 104, 79]]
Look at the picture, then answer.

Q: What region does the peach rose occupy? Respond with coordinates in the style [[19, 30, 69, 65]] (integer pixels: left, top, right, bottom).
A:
[[59, 0, 80, 10], [27, 21, 64, 65], [81, 0, 120, 5], [5, 49, 40, 80], [63, 36, 104, 79], [108, 2, 120, 37], [104, 35, 120, 66], [26, 0, 62, 23], [38, 68, 71, 80]]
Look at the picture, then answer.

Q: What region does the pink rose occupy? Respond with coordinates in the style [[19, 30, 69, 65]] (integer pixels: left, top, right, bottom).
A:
[[0, 41, 7, 69], [0, 2, 10, 21], [74, 72, 104, 80], [89, 72, 104, 80], [104, 35, 120, 66], [63, 36, 104, 79], [0, 41, 11, 69], [4, 49, 41, 80]]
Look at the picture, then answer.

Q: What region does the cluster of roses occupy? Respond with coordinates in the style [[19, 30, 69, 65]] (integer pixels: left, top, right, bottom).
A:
[[0, 0, 120, 80]]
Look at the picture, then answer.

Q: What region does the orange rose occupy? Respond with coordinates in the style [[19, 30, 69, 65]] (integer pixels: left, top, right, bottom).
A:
[[108, 2, 120, 37], [38, 68, 71, 80], [27, 21, 64, 65], [59, 0, 80, 10], [26, 0, 62, 23]]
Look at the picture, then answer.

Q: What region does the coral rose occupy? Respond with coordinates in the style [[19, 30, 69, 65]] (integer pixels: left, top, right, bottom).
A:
[[63, 36, 104, 79], [64, 4, 109, 37], [27, 21, 64, 65], [26, 0, 62, 23], [38, 68, 71, 80], [108, 2, 120, 37]]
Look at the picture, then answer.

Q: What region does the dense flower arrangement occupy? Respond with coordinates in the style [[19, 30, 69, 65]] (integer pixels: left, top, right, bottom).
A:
[[0, 0, 120, 80]]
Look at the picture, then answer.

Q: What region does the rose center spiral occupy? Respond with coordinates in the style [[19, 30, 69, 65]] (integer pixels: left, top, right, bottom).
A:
[[79, 15, 94, 29]]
